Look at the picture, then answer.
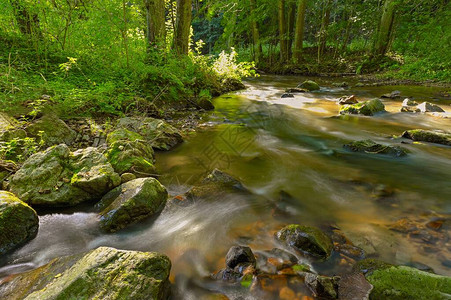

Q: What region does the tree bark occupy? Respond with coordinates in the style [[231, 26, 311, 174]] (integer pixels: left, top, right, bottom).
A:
[[174, 0, 192, 55], [318, 0, 332, 62], [287, 1, 296, 60], [145, 0, 166, 48], [278, 0, 288, 62], [249, 0, 262, 63], [293, 0, 307, 63], [374, 0, 399, 56]]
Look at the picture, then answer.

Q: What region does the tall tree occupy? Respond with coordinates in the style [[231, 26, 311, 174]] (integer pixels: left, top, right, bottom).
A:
[[144, 0, 166, 48], [293, 0, 307, 63], [174, 0, 192, 55], [374, 0, 400, 56], [317, 0, 332, 62], [278, 0, 288, 62], [249, 0, 262, 63], [287, 1, 296, 60]]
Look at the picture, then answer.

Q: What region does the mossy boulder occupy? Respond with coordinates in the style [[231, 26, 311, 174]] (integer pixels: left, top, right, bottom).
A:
[[0, 246, 172, 300], [344, 140, 408, 157], [9, 144, 120, 206], [186, 169, 247, 200], [402, 129, 451, 146], [116, 117, 183, 151], [97, 177, 168, 232], [106, 129, 155, 176], [275, 224, 333, 259], [25, 114, 76, 147], [0, 112, 26, 142], [0, 191, 39, 255], [366, 266, 451, 300], [297, 80, 320, 91], [340, 99, 385, 116]]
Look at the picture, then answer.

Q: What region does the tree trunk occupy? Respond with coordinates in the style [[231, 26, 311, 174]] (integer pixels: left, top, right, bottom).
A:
[[374, 0, 399, 56], [293, 0, 306, 63], [145, 0, 166, 48], [10, 0, 41, 36], [287, 1, 296, 60], [174, 0, 192, 55], [318, 0, 332, 62], [278, 0, 288, 62], [249, 0, 262, 63]]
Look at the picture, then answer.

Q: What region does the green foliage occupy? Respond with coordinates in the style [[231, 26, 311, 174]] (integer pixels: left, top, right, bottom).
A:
[[0, 133, 44, 163]]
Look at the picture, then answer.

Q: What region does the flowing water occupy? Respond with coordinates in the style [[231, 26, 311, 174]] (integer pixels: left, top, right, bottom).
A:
[[1, 76, 450, 299]]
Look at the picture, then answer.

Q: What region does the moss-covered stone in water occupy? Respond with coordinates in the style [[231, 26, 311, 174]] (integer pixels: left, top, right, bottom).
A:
[[97, 177, 168, 232], [0, 247, 171, 300], [402, 129, 451, 146], [353, 259, 393, 275], [116, 117, 183, 151], [0, 191, 39, 255], [344, 139, 408, 157], [107, 140, 155, 175], [340, 99, 385, 116], [275, 224, 333, 259], [10, 145, 120, 207], [367, 266, 451, 300], [298, 80, 320, 91]]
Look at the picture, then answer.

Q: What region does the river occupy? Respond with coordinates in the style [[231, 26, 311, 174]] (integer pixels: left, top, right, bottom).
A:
[[1, 76, 450, 299]]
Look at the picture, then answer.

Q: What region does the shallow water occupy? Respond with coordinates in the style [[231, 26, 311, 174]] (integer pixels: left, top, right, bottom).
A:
[[1, 75, 450, 299]]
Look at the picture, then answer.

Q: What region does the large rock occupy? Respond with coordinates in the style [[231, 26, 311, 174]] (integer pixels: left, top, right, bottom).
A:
[[417, 102, 445, 113], [106, 128, 155, 176], [344, 140, 408, 157], [116, 117, 183, 151], [9, 144, 120, 206], [0, 247, 172, 300], [365, 265, 451, 300], [0, 191, 38, 255], [402, 129, 451, 146], [275, 224, 333, 259], [340, 99, 385, 116], [226, 246, 256, 269], [25, 114, 76, 147], [97, 177, 168, 232], [381, 90, 401, 99], [186, 169, 247, 200], [0, 112, 26, 142], [297, 80, 320, 91]]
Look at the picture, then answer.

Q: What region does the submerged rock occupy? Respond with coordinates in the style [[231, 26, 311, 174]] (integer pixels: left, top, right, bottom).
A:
[[186, 169, 247, 200], [275, 224, 333, 259], [366, 265, 451, 300], [0, 246, 171, 300], [304, 273, 340, 299], [339, 99, 385, 116], [0, 191, 38, 255], [25, 114, 76, 147], [297, 80, 320, 91], [116, 117, 183, 151], [332, 82, 349, 88], [381, 90, 401, 99], [343, 140, 408, 157], [106, 128, 155, 176], [281, 93, 294, 98], [338, 95, 358, 105], [285, 88, 307, 93], [97, 177, 168, 232], [226, 246, 256, 269], [10, 144, 120, 206], [402, 129, 451, 146]]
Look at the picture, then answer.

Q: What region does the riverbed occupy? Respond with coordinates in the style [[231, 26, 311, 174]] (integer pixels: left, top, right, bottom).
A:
[[1, 76, 450, 299]]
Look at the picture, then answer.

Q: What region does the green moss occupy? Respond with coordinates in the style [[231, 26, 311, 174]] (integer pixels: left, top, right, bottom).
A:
[[344, 139, 408, 157], [107, 140, 155, 175], [340, 99, 385, 116], [0, 191, 39, 255], [298, 80, 320, 91], [353, 259, 393, 275], [367, 266, 451, 300], [402, 129, 451, 146], [275, 224, 333, 259], [106, 128, 144, 145]]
